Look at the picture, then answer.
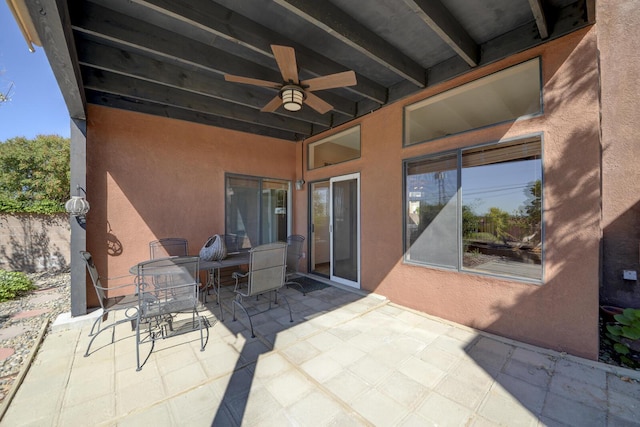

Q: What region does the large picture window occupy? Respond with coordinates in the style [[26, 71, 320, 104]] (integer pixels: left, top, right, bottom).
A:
[[225, 175, 290, 250], [404, 58, 542, 146], [404, 136, 543, 281]]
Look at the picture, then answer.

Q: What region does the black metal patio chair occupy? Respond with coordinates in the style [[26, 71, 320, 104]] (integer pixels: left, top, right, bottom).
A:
[[80, 251, 139, 357], [232, 242, 293, 338]]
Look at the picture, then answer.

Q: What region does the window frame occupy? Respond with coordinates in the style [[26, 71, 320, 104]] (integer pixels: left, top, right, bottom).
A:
[[403, 57, 543, 147], [403, 134, 545, 284], [224, 173, 292, 249], [308, 125, 361, 170]]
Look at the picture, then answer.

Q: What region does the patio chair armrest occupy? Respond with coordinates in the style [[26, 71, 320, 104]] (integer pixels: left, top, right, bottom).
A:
[[94, 280, 138, 293], [232, 271, 248, 292]]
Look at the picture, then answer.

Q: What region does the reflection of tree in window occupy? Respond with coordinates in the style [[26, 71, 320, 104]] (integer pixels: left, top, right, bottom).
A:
[[405, 137, 543, 280]]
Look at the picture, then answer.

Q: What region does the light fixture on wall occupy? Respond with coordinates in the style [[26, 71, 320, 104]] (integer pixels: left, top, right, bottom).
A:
[[295, 140, 305, 190], [65, 186, 90, 229], [281, 85, 304, 111]]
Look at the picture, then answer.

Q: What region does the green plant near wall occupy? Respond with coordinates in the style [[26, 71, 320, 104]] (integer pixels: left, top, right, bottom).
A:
[[0, 270, 35, 302], [606, 308, 640, 368], [0, 135, 70, 214]]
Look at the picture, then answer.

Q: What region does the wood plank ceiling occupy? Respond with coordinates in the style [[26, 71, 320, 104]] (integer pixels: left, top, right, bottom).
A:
[[26, 0, 594, 141]]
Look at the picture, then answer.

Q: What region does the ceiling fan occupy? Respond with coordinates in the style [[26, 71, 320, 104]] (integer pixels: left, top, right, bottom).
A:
[[224, 45, 357, 114]]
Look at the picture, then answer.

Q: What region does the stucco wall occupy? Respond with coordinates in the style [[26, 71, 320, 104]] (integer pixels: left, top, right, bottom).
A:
[[301, 28, 601, 359], [85, 28, 602, 359], [84, 106, 298, 307], [598, 0, 640, 308], [0, 213, 70, 272]]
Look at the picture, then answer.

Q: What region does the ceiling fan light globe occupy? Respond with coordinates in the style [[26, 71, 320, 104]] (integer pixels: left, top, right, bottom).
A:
[[281, 87, 304, 111]]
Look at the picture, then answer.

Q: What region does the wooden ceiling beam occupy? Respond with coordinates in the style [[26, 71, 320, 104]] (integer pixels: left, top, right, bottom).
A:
[[130, 0, 387, 104], [82, 68, 320, 135], [77, 40, 333, 128], [402, 0, 479, 67], [272, 0, 426, 87], [24, 0, 86, 119], [86, 91, 303, 141], [72, 2, 357, 117], [527, 0, 550, 39]]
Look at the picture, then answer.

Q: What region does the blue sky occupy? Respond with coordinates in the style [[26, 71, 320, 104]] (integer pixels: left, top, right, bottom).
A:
[[0, 2, 70, 142]]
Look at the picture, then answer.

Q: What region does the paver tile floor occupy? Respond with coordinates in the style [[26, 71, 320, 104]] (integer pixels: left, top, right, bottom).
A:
[[1, 279, 639, 426]]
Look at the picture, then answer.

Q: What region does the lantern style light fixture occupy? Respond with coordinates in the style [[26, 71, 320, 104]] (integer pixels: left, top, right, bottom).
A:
[[65, 186, 90, 229], [281, 85, 304, 111]]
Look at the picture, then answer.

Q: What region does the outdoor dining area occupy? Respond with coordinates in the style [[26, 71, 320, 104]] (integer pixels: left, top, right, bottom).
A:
[[3, 244, 638, 425], [80, 234, 309, 371]]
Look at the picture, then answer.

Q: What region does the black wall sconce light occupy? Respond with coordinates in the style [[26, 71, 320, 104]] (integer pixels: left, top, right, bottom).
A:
[[65, 186, 90, 229]]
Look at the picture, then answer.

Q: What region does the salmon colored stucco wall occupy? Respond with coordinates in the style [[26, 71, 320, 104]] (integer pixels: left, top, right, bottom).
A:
[[299, 28, 601, 359], [84, 106, 299, 307], [598, 0, 640, 308], [84, 28, 601, 359]]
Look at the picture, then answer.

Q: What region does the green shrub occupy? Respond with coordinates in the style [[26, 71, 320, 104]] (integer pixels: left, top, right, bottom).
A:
[[606, 308, 640, 368], [0, 270, 35, 302]]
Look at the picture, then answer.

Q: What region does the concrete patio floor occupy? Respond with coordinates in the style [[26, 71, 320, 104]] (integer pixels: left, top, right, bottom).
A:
[[1, 279, 639, 426]]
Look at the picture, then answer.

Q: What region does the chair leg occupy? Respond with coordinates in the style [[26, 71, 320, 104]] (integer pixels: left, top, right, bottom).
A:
[[89, 314, 102, 336], [135, 315, 155, 371], [84, 323, 117, 357], [198, 314, 209, 351], [136, 319, 141, 371], [233, 297, 255, 338], [85, 329, 102, 357], [277, 291, 293, 323], [285, 280, 306, 296]]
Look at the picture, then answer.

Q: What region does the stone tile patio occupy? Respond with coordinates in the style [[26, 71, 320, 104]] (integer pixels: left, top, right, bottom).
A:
[[1, 280, 639, 426]]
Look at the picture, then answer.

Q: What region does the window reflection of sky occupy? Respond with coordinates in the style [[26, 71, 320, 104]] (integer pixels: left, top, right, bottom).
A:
[[406, 158, 541, 215], [462, 158, 541, 214]]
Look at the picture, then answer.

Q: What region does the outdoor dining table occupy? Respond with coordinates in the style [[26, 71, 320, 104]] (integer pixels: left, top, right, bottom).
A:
[[198, 251, 251, 321], [130, 252, 250, 321]]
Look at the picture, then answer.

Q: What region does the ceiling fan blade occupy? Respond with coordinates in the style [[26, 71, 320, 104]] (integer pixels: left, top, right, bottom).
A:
[[301, 71, 357, 92], [261, 95, 282, 112], [224, 74, 281, 89], [271, 45, 299, 84], [304, 92, 333, 114]]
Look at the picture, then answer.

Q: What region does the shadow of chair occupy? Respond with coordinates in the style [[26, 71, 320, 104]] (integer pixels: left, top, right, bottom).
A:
[[231, 242, 292, 338], [80, 251, 139, 357], [135, 256, 208, 371], [284, 234, 306, 295], [149, 238, 189, 259]]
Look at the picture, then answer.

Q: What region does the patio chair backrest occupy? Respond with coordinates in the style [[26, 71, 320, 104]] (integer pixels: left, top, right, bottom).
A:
[[80, 251, 107, 310], [286, 235, 305, 274], [246, 242, 287, 296], [149, 238, 189, 259], [136, 256, 200, 318]]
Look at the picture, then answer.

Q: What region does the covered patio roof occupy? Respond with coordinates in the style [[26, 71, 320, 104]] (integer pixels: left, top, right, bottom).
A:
[[17, 0, 594, 141]]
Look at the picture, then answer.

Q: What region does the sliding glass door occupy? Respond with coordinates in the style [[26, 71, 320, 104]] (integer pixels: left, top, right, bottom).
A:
[[225, 175, 289, 249], [310, 173, 360, 288]]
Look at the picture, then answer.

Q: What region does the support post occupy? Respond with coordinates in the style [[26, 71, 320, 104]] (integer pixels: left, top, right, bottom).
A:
[[70, 118, 87, 316]]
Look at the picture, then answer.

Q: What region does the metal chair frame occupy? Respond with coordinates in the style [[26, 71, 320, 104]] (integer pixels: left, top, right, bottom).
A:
[[232, 242, 293, 338], [80, 251, 139, 357], [149, 237, 189, 259], [284, 234, 306, 295], [135, 256, 208, 370]]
